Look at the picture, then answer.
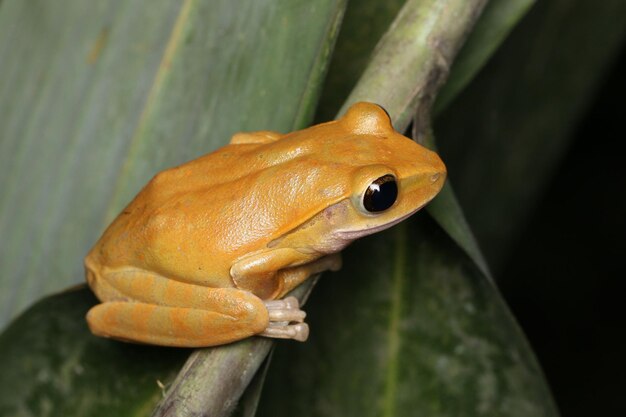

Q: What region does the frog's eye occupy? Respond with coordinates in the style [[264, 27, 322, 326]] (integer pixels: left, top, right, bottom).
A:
[[363, 175, 398, 213]]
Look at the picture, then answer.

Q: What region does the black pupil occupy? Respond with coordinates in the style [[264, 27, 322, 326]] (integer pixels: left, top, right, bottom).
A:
[[363, 175, 398, 213]]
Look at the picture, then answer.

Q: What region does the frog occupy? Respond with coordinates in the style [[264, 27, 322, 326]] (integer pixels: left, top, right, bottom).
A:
[[84, 102, 446, 347]]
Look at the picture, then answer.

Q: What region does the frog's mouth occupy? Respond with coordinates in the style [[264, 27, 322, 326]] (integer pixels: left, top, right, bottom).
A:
[[334, 202, 426, 241]]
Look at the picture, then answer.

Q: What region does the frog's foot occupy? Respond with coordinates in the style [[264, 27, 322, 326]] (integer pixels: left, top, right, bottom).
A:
[[264, 296, 306, 322], [261, 322, 309, 342], [260, 296, 309, 342]]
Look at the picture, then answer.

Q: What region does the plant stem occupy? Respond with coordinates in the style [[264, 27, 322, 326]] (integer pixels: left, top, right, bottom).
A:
[[341, 0, 488, 135], [151, 280, 316, 417]]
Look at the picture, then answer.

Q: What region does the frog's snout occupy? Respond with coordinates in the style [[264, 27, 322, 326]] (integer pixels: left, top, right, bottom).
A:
[[422, 150, 447, 191]]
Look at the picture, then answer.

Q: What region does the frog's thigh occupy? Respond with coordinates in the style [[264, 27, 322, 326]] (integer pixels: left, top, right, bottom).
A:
[[87, 279, 269, 347], [87, 300, 267, 347], [103, 268, 265, 312]]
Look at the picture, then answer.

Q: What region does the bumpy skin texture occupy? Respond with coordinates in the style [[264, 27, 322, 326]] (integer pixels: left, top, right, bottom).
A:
[[85, 102, 446, 347]]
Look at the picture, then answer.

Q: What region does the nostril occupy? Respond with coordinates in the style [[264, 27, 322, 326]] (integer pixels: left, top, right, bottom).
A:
[[430, 173, 441, 183]]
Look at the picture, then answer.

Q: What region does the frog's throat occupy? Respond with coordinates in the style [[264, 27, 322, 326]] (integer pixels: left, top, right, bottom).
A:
[[266, 199, 354, 254]]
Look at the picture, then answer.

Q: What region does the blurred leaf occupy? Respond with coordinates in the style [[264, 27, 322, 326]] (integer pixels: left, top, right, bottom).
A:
[[0, 287, 189, 417], [435, 0, 626, 271], [0, 0, 344, 329], [0, 0, 346, 415]]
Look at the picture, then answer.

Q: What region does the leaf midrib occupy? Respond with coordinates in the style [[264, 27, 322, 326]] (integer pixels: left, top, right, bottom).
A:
[[383, 222, 408, 417]]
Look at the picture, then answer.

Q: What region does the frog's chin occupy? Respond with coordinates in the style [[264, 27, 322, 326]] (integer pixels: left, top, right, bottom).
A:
[[335, 204, 425, 241]]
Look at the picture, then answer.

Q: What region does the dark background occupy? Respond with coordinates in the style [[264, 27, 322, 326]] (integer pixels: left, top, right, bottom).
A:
[[422, 0, 626, 413], [498, 47, 625, 417]]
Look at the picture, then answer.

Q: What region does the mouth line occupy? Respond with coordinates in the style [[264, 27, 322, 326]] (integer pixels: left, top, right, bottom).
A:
[[335, 202, 427, 240]]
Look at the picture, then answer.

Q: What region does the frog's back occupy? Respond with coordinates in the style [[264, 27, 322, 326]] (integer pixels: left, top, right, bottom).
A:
[[87, 103, 411, 286], [86, 138, 352, 286], [86, 143, 267, 272]]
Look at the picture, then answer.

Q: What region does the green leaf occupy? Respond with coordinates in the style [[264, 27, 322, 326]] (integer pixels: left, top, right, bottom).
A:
[[261, 218, 557, 416], [0, 0, 346, 415], [0, 287, 189, 417]]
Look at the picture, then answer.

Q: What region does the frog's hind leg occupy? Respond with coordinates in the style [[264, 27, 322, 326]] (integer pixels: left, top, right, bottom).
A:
[[87, 300, 267, 347], [87, 270, 308, 347]]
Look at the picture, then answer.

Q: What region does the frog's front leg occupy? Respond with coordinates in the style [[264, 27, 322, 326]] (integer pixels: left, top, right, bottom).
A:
[[275, 253, 342, 298], [231, 249, 342, 299], [86, 271, 308, 347]]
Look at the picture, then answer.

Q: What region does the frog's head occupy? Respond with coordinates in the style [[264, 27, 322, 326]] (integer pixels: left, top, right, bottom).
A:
[[263, 102, 446, 253], [309, 102, 447, 245]]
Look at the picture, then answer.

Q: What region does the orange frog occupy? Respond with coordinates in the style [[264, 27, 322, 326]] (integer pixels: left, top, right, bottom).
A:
[[85, 102, 446, 347]]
